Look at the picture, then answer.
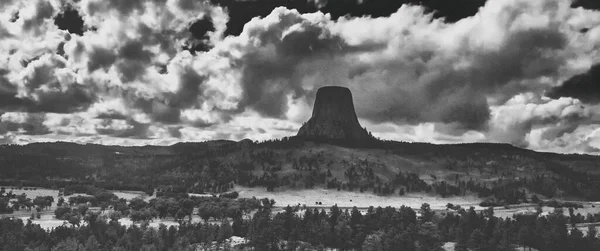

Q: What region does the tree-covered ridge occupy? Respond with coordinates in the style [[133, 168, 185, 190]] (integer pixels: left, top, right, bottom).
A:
[[2, 138, 600, 204]]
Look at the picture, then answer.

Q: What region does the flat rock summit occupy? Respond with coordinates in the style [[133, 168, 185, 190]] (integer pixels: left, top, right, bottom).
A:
[[297, 86, 372, 143]]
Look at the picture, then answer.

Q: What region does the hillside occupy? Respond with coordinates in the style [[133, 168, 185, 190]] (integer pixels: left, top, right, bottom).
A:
[[1, 138, 600, 204]]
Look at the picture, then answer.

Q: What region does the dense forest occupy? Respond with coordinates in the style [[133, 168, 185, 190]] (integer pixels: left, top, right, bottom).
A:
[[2, 138, 600, 206], [2, 177, 600, 250], [1, 198, 600, 250]]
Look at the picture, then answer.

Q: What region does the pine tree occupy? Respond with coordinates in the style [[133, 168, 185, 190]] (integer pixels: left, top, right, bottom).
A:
[[333, 215, 353, 250], [84, 235, 101, 251], [468, 228, 487, 251], [419, 203, 434, 222], [51, 237, 84, 251], [232, 217, 245, 237], [362, 231, 384, 251], [350, 206, 363, 227], [568, 227, 584, 251], [418, 222, 444, 251], [455, 223, 469, 251], [217, 219, 233, 243], [587, 225, 597, 241], [497, 229, 514, 251], [517, 226, 531, 251]]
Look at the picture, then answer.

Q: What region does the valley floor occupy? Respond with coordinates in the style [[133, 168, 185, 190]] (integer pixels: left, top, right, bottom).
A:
[[235, 185, 600, 236], [236, 185, 484, 210], [4, 186, 600, 237]]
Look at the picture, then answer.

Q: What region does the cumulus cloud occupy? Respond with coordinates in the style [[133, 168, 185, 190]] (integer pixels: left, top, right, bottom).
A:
[[488, 93, 597, 147], [205, 0, 596, 132], [1, 0, 600, 154]]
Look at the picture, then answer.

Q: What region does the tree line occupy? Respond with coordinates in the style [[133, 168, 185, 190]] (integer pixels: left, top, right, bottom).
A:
[[2, 201, 600, 250]]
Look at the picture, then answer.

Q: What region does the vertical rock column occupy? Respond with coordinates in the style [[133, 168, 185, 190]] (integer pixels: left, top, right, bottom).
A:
[[297, 86, 371, 142]]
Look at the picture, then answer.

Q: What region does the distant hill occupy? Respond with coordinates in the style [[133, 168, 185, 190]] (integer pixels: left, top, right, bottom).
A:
[[1, 137, 600, 204]]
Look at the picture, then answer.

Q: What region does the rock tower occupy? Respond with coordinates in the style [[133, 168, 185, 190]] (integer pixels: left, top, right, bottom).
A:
[[297, 86, 372, 143]]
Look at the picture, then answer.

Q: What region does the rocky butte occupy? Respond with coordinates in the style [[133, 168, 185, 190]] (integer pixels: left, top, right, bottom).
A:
[[297, 86, 374, 144]]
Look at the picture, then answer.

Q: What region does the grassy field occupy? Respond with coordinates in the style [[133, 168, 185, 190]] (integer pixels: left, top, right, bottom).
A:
[[236, 185, 600, 230], [236, 185, 483, 210], [490, 202, 600, 218]]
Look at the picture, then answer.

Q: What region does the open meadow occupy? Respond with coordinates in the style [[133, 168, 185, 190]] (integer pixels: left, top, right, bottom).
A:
[[236, 185, 600, 232], [237, 185, 483, 210]]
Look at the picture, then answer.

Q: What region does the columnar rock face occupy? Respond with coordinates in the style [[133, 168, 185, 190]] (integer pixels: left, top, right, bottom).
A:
[[297, 86, 372, 142]]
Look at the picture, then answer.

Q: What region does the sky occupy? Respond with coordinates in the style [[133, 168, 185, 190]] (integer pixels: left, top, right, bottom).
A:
[[1, 0, 600, 154]]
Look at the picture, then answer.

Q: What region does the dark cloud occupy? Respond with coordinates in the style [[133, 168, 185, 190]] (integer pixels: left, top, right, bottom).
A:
[[0, 25, 12, 40], [0, 0, 15, 9], [87, 46, 117, 72], [0, 86, 94, 114], [96, 112, 128, 120], [20, 55, 95, 113], [583, 143, 600, 153], [393, 28, 566, 131], [19, 55, 43, 68], [168, 126, 182, 138], [128, 97, 179, 125], [115, 61, 147, 83], [0, 113, 51, 136], [56, 42, 66, 57], [119, 41, 152, 62], [170, 68, 207, 108], [228, 7, 568, 132], [9, 11, 19, 23], [471, 29, 567, 92], [54, 6, 85, 36], [22, 0, 55, 34], [95, 119, 151, 139], [232, 9, 369, 118], [29, 84, 95, 113], [276, 127, 297, 133], [0, 70, 24, 110], [186, 118, 215, 128], [137, 23, 180, 56], [539, 122, 582, 143], [23, 59, 66, 91], [359, 27, 566, 132], [59, 117, 70, 127], [0, 55, 95, 114], [547, 64, 600, 104], [213, 131, 232, 140], [120, 68, 207, 125], [115, 41, 153, 82]]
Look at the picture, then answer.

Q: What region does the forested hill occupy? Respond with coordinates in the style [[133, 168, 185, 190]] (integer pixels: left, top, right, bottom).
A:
[[2, 138, 600, 203]]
